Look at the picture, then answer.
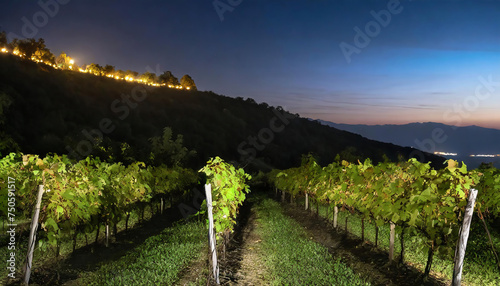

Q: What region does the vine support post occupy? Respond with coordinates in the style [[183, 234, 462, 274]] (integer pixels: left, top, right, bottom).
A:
[[361, 218, 365, 242], [281, 189, 285, 203], [452, 188, 478, 286], [305, 193, 308, 210], [424, 242, 435, 278], [23, 185, 45, 286], [105, 221, 109, 248], [333, 206, 338, 228], [205, 184, 220, 284], [161, 198, 164, 215], [389, 222, 395, 262]]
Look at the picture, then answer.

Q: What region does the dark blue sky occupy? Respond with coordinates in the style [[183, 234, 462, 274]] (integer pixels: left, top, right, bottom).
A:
[[2, 0, 500, 128]]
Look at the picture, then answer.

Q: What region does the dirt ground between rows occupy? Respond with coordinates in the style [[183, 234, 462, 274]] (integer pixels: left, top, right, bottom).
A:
[[7, 192, 451, 286], [183, 197, 270, 286], [183, 193, 448, 286], [281, 197, 448, 286]]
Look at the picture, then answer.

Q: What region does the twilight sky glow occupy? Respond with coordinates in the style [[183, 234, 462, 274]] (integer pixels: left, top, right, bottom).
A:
[[2, 0, 500, 129]]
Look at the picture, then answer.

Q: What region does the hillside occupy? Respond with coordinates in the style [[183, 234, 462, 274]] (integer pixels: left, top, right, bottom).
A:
[[323, 121, 500, 169], [0, 53, 445, 170]]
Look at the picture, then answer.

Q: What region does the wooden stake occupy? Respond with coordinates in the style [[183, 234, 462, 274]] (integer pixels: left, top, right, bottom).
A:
[[205, 184, 220, 284], [305, 193, 308, 210], [452, 189, 478, 286], [333, 206, 338, 228], [389, 222, 395, 261], [23, 185, 45, 286], [105, 222, 109, 247]]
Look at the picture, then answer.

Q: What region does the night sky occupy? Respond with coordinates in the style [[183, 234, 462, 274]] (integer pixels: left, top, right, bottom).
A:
[[2, 0, 500, 129]]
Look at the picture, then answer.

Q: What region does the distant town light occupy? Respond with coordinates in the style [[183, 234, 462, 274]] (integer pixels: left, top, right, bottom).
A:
[[69, 59, 75, 65], [0, 48, 7, 53], [470, 154, 498, 158], [434, 151, 457, 156]]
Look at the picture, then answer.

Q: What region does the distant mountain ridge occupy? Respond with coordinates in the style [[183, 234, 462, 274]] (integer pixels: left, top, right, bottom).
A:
[[319, 121, 500, 169]]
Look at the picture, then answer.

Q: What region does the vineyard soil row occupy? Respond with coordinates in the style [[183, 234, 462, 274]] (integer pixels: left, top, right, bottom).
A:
[[278, 193, 447, 286]]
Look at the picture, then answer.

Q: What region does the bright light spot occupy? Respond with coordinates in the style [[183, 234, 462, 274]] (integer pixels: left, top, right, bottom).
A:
[[186, 87, 190, 90], [69, 59, 75, 65], [434, 152, 457, 156], [69, 65, 73, 69], [0, 48, 6, 53], [470, 154, 499, 158]]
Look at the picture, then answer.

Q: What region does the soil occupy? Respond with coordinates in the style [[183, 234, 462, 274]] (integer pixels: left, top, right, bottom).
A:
[[183, 196, 270, 285], [179, 193, 450, 285], [16, 191, 453, 286], [226, 205, 268, 285], [280, 196, 449, 286]]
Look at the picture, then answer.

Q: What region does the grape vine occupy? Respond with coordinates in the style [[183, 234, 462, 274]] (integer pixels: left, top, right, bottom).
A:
[[0, 152, 197, 251], [267, 156, 500, 275]]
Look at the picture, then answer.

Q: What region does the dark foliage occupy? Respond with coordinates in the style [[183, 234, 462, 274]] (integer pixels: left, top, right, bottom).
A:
[[0, 53, 445, 170]]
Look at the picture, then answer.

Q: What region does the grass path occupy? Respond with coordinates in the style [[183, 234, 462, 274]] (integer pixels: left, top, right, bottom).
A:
[[228, 204, 268, 285], [249, 196, 370, 285], [73, 220, 206, 285]]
